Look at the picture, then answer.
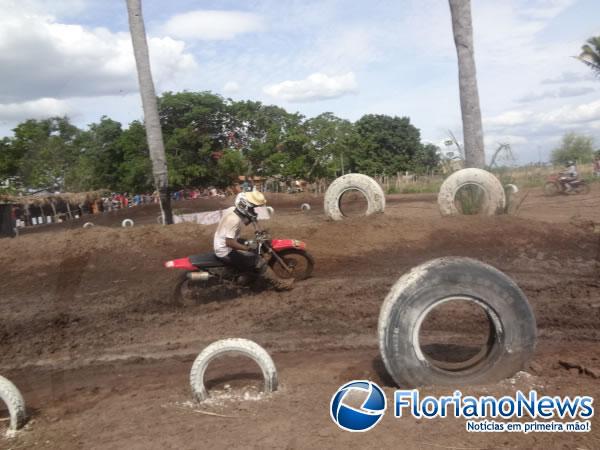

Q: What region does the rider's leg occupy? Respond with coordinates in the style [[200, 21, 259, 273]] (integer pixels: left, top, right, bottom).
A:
[[217, 250, 257, 272]]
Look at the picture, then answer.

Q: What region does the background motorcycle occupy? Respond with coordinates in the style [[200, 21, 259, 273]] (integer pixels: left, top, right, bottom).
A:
[[543, 174, 590, 196], [164, 226, 314, 304]]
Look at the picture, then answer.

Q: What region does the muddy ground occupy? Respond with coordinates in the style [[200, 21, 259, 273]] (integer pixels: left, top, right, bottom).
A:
[[1, 187, 599, 449]]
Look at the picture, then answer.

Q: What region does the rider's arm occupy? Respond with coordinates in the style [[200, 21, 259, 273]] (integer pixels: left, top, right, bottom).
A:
[[226, 238, 250, 252]]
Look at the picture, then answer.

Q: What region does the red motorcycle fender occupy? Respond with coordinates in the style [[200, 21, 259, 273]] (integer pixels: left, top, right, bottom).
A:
[[164, 257, 196, 271], [271, 239, 306, 251]]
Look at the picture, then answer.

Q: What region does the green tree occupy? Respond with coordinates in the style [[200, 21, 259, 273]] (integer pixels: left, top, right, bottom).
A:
[[350, 114, 423, 176], [576, 36, 600, 76], [551, 132, 594, 165], [10, 117, 81, 190]]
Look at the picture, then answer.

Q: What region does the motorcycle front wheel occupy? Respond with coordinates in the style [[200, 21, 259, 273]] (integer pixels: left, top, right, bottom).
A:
[[543, 182, 559, 196], [269, 249, 315, 280]]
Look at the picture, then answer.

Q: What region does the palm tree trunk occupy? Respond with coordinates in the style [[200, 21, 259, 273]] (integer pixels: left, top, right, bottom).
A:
[[449, 0, 485, 168], [125, 0, 173, 224]]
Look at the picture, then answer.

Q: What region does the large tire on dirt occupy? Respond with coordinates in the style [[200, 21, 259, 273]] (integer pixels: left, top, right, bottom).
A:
[[324, 173, 385, 221], [121, 218, 134, 228], [269, 249, 314, 280], [0, 375, 27, 433], [190, 338, 278, 402], [438, 168, 505, 216], [378, 257, 537, 387]]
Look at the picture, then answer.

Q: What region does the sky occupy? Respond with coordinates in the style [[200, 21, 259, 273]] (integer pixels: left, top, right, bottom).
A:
[[0, 0, 599, 164]]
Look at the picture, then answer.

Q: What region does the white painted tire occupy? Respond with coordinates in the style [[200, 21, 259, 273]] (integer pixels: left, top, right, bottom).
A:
[[300, 203, 311, 211], [324, 173, 386, 221], [267, 206, 274, 217], [190, 338, 278, 402], [437, 168, 505, 216], [378, 257, 536, 387], [121, 219, 134, 228], [82, 222, 94, 228], [0, 375, 26, 433], [505, 184, 519, 194]]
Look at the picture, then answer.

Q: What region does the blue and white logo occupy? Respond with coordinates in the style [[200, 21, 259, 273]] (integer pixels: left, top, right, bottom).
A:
[[330, 380, 387, 432]]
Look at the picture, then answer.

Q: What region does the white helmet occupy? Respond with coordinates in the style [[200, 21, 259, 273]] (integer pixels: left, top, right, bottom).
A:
[[234, 190, 266, 221]]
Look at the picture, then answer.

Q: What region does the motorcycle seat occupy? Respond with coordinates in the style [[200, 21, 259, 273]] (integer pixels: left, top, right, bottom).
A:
[[189, 253, 225, 268]]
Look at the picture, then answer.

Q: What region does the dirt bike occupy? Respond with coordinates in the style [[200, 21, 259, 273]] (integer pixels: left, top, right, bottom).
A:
[[164, 227, 314, 304], [543, 174, 590, 196]]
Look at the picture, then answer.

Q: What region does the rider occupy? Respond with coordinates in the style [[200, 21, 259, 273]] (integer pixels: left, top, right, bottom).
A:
[[213, 190, 294, 290], [559, 160, 578, 192]]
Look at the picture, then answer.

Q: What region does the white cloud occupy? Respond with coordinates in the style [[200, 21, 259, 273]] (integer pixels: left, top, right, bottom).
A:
[[263, 72, 358, 102], [0, 7, 197, 103], [0, 98, 71, 121], [223, 81, 240, 95], [542, 71, 595, 84], [517, 86, 596, 103], [162, 10, 265, 41]]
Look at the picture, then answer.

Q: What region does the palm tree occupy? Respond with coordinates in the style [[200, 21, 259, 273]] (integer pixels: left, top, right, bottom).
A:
[[448, 0, 485, 169], [125, 0, 173, 224], [577, 36, 600, 76]]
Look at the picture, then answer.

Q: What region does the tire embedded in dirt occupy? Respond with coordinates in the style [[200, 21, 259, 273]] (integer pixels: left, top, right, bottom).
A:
[[190, 338, 278, 402], [438, 168, 506, 216], [0, 375, 27, 434], [269, 249, 314, 280], [300, 203, 311, 211], [378, 257, 537, 387], [121, 218, 134, 228], [324, 173, 385, 220], [82, 222, 94, 228]]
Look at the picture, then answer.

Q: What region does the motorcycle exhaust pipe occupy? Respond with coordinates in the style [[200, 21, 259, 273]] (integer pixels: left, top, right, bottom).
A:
[[187, 271, 211, 281]]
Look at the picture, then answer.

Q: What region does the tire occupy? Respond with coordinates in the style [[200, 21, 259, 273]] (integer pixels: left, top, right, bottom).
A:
[[173, 272, 203, 307], [269, 249, 314, 280], [82, 222, 94, 228], [438, 168, 505, 216], [324, 173, 385, 221], [543, 182, 560, 196], [121, 219, 134, 228], [190, 338, 278, 402], [300, 203, 311, 211], [378, 257, 537, 387], [156, 214, 165, 225], [576, 183, 590, 195], [504, 184, 519, 194], [0, 375, 27, 433]]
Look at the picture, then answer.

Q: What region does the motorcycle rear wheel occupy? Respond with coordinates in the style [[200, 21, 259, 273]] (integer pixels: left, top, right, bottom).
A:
[[269, 249, 314, 280], [576, 183, 590, 195]]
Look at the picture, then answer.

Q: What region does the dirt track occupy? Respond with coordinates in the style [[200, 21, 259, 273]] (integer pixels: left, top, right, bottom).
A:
[[1, 187, 599, 449]]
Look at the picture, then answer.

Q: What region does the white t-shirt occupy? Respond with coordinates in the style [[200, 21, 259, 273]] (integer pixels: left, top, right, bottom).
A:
[[213, 207, 242, 257]]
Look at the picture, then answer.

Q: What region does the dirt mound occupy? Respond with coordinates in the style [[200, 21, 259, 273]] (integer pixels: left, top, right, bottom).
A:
[[1, 189, 599, 448]]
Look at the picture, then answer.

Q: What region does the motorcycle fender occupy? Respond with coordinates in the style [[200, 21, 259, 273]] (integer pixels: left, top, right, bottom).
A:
[[164, 257, 196, 271], [271, 239, 306, 251]]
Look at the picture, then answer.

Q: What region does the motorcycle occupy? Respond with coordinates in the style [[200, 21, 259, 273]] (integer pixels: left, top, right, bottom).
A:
[[543, 174, 590, 196], [164, 226, 314, 304]]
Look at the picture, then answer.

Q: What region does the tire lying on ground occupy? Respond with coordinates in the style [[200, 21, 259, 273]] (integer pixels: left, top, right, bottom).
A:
[[190, 338, 278, 402], [378, 257, 536, 387], [300, 203, 311, 212], [121, 218, 134, 228], [82, 222, 94, 228], [0, 375, 27, 433], [324, 173, 385, 220], [438, 168, 505, 216]]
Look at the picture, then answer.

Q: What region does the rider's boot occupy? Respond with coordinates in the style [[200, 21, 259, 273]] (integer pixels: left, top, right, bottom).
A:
[[261, 266, 294, 291]]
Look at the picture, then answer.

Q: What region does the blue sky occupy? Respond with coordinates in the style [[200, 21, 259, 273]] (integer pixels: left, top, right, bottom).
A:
[[0, 0, 599, 163]]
